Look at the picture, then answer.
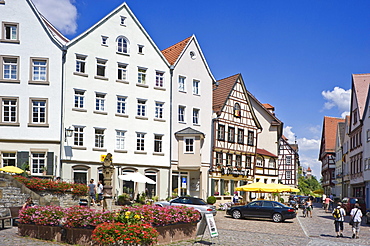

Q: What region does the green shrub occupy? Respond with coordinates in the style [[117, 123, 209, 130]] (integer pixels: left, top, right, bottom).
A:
[[207, 196, 216, 204]]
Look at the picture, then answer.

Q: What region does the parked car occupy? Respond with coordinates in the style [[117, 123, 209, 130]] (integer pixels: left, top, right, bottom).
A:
[[341, 197, 366, 214], [226, 200, 296, 222], [154, 196, 217, 217]]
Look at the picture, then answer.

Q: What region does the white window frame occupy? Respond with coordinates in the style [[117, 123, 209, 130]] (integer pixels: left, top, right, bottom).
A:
[[178, 106, 185, 123], [117, 96, 126, 114], [155, 71, 164, 87], [154, 134, 163, 153], [256, 157, 263, 167], [30, 58, 49, 84], [31, 152, 46, 175], [73, 126, 84, 146], [184, 137, 194, 153], [116, 130, 126, 150], [193, 108, 199, 125], [117, 36, 129, 54], [136, 132, 145, 151], [94, 128, 105, 148], [137, 68, 147, 84], [138, 45, 144, 54], [74, 89, 85, 109], [1, 22, 19, 43], [1, 152, 16, 167], [120, 16, 126, 26], [178, 76, 186, 92], [247, 131, 254, 146], [96, 58, 107, 78], [1, 55, 19, 82], [101, 36, 108, 46], [269, 158, 276, 168], [286, 171, 292, 179], [117, 63, 127, 81], [29, 98, 48, 126], [1, 96, 18, 124], [95, 93, 106, 112], [286, 156, 292, 165], [367, 129, 370, 142], [137, 99, 146, 117], [192, 80, 200, 95], [75, 54, 87, 74], [155, 102, 164, 119]]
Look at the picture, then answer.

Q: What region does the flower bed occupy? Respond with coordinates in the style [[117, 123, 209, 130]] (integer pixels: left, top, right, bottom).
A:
[[14, 176, 88, 196], [18, 204, 200, 245]]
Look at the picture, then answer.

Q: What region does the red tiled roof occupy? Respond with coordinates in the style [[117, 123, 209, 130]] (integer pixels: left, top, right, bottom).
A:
[[282, 135, 288, 141], [352, 73, 370, 119], [257, 148, 278, 158], [213, 74, 240, 114], [262, 103, 274, 111], [323, 116, 345, 152], [161, 36, 192, 65]]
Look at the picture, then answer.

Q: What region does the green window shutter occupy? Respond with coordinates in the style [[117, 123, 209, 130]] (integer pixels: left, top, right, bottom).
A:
[[231, 180, 235, 194], [220, 179, 224, 195], [17, 151, 29, 168], [211, 179, 215, 196], [46, 152, 54, 175]]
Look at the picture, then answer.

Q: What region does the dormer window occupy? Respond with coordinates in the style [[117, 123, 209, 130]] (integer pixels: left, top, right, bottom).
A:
[[120, 16, 126, 25]]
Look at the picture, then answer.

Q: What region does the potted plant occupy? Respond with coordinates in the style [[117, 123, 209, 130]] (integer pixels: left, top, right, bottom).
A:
[[207, 196, 216, 205], [117, 193, 131, 205], [214, 191, 219, 196]]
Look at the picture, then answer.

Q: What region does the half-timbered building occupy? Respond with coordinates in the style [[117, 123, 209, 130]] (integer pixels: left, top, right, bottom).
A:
[[210, 74, 261, 197], [278, 136, 299, 187]]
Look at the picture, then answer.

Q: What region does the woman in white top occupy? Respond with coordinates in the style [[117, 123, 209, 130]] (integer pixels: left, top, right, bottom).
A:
[[350, 203, 363, 239]]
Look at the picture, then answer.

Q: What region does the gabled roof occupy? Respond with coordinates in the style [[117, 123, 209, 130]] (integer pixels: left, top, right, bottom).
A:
[[175, 127, 205, 137], [213, 74, 262, 129], [257, 148, 277, 158], [320, 116, 345, 155], [337, 122, 346, 146], [66, 2, 169, 66], [161, 35, 215, 81], [247, 91, 282, 126], [352, 73, 370, 120], [280, 137, 299, 155]]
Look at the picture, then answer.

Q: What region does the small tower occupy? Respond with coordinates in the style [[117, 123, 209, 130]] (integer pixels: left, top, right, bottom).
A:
[[306, 166, 312, 178]]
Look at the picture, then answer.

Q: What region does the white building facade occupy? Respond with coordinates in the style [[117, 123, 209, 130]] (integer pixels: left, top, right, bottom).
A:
[[0, 0, 65, 177], [61, 3, 171, 200]]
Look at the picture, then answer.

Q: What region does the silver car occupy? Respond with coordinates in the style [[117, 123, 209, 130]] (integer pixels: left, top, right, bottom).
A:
[[154, 196, 217, 217]]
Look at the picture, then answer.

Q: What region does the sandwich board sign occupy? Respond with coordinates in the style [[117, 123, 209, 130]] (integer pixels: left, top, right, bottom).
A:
[[196, 213, 218, 238]]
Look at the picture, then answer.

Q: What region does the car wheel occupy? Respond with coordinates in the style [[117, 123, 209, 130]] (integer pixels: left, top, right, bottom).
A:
[[272, 213, 283, 222], [232, 210, 242, 219]]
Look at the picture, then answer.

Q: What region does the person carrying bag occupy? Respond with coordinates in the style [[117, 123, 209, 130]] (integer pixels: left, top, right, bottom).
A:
[[350, 203, 363, 239]]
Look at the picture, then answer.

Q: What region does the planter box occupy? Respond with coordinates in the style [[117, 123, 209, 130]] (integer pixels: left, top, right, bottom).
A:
[[155, 222, 197, 245], [18, 224, 62, 241], [64, 227, 97, 246]]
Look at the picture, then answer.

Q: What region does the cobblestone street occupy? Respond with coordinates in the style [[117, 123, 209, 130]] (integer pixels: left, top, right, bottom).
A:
[[0, 203, 369, 245]]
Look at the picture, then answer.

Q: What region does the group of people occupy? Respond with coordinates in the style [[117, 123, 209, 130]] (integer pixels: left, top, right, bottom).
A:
[[87, 179, 104, 206], [332, 202, 363, 239]]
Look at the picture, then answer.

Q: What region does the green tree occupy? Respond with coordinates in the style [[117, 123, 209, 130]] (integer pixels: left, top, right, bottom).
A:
[[298, 176, 321, 196]]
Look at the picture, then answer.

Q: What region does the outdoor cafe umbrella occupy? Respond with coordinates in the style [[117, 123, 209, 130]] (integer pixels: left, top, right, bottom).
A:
[[264, 183, 300, 193], [118, 172, 156, 184], [235, 182, 277, 193], [0, 166, 24, 174]]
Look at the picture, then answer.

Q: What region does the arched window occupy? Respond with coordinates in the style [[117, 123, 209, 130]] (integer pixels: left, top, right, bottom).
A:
[[234, 103, 241, 118], [116, 36, 129, 54]]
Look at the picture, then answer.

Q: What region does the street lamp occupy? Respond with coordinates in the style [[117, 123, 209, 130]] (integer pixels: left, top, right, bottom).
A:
[[65, 127, 73, 141]]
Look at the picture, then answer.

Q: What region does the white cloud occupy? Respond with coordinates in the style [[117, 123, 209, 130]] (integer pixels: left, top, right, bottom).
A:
[[308, 125, 321, 135], [283, 126, 295, 142], [341, 111, 350, 118], [33, 0, 78, 35], [322, 87, 351, 114]]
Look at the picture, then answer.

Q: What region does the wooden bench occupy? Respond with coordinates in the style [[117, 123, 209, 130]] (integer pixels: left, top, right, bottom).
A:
[[0, 208, 11, 229]]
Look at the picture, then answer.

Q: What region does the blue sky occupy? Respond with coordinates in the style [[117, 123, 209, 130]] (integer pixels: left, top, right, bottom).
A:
[[33, 0, 370, 178]]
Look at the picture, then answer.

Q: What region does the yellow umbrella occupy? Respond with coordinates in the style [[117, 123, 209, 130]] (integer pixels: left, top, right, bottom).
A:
[[265, 183, 300, 193], [0, 166, 24, 174], [313, 189, 324, 194], [235, 182, 277, 193]]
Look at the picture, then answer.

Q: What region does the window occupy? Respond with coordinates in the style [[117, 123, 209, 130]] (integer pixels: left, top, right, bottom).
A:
[[367, 129, 370, 142], [178, 106, 185, 122], [95, 93, 105, 111], [155, 102, 163, 119], [95, 128, 105, 148], [73, 126, 84, 146], [234, 103, 241, 118], [116, 130, 126, 150], [31, 152, 45, 175], [1, 97, 18, 124], [256, 157, 263, 167], [193, 80, 199, 95], [117, 96, 126, 114], [1, 152, 16, 167], [286, 171, 292, 179], [74, 90, 85, 109], [137, 68, 146, 84], [154, 135, 162, 153], [101, 36, 108, 46], [1, 22, 19, 42], [30, 58, 48, 82], [245, 156, 251, 168], [226, 154, 232, 166], [193, 108, 199, 125], [228, 127, 235, 142], [137, 99, 146, 116], [269, 158, 276, 168], [218, 124, 225, 140], [136, 133, 145, 151], [155, 71, 164, 87], [286, 156, 292, 165], [178, 76, 185, 92], [75, 54, 87, 74], [184, 138, 194, 153], [1, 56, 19, 81], [120, 16, 126, 25], [138, 45, 144, 54], [96, 58, 107, 77], [236, 155, 242, 167], [237, 129, 244, 144], [117, 36, 129, 54], [30, 99, 47, 125], [117, 63, 127, 81], [216, 152, 223, 166], [247, 131, 254, 146]]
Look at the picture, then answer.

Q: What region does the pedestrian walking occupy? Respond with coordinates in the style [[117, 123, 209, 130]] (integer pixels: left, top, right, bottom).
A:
[[88, 179, 96, 206], [324, 196, 333, 212], [322, 194, 326, 209], [332, 202, 346, 237], [97, 180, 104, 206], [306, 198, 313, 218], [350, 203, 363, 239]]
